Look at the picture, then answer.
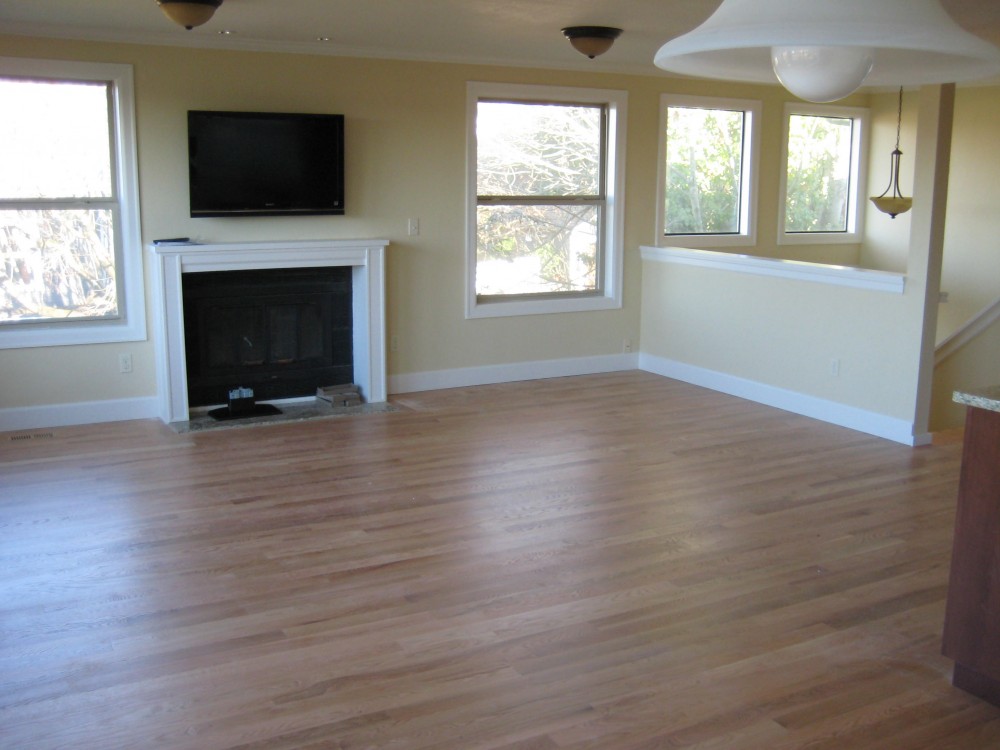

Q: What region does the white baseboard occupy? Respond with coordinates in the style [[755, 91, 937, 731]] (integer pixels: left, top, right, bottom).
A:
[[639, 353, 927, 447], [1, 355, 928, 447], [389, 352, 640, 394], [1, 355, 636, 432], [0, 396, 160, 432]]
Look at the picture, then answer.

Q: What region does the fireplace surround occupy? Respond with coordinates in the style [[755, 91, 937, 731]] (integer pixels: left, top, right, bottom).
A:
[[150, 239, 389, 423]]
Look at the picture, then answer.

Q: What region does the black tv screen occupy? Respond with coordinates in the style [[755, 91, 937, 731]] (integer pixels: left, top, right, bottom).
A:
[[188, 110, 345, 217]]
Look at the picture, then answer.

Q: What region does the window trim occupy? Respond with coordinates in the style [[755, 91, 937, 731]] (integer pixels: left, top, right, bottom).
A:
[[778, 102, 869, 246], [465, 82, 626, 319], [0, 57, 145, 349], [656, 94, 761, 249]]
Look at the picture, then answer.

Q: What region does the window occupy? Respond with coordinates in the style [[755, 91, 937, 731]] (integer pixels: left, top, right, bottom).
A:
[[658, 94, 760, 248], [779, 103, 868, 244], [0, 58, 144, 349], [467, 82, 626, 318]]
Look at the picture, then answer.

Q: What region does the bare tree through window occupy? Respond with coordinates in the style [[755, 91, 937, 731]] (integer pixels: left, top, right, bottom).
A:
[[0, 78, 121, 323]]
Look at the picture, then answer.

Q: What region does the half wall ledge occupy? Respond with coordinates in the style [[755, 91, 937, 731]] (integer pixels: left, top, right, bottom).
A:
[[640, 245, 906, 294]]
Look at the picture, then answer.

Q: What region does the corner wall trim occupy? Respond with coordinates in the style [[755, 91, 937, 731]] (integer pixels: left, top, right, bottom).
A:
[[388, 353, 639, 394], [639, 353, 927, 446], [0, 396, 160, 432]]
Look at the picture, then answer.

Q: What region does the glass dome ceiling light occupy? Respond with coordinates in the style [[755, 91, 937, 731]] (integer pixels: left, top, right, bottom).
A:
[[654, 0, 1000, 102]]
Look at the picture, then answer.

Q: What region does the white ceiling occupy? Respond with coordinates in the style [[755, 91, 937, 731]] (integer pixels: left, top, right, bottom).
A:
[[2, 0, 999, 80]]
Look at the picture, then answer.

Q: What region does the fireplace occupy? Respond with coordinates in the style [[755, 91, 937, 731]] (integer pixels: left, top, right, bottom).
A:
[[150, 239, 389, 423]]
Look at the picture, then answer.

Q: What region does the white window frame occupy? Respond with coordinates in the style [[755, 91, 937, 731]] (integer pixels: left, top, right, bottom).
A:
[[778, 102, 869, 245], [465, 82, 626, 319], [0, 57, 145, 349], [656, 94, 761, 249]]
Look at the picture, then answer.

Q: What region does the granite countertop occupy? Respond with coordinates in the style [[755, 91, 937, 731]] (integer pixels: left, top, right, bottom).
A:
[[954, 385, 1000, 413]]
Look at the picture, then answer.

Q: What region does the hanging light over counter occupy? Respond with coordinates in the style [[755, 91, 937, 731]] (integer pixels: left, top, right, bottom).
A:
[[871, 87, 913, 219]]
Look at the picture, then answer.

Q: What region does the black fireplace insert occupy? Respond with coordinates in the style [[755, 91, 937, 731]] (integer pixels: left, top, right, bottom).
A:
[[182, 267, 353, 407]]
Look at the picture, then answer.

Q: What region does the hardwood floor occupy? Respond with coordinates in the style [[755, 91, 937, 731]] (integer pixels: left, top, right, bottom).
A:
[[2, 372, 998, 749]]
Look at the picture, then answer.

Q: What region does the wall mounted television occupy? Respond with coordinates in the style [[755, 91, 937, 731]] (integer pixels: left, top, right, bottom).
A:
[[188, 110, 345, 217]]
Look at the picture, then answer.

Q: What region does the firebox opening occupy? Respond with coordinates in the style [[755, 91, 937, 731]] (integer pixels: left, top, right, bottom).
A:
[[182, 267, 353, 408]]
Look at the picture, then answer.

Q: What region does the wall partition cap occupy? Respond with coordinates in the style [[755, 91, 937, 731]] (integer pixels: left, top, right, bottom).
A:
[[654, 0, 1000, 87]]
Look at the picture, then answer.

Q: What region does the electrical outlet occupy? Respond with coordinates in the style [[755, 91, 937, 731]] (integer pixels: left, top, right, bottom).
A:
[[830, 358, 840, 377], [119, 353, 133, 374], [623, 338, 633, 353], [390, 335, 399, 353]]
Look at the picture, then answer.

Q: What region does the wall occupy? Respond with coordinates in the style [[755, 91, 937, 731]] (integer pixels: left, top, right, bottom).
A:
[[928, 85, 1000, 431], [934, 315, 1000, 429], [639, 86, 960, 445], [863, 86, 1000, 339], [3, 34, 672, 418], [936, 85, 1000, 343], [639, 258, 917, 417], [859, 85, 1000, 432], [1, 34, 995, 439], [0, 32, 872, 423]]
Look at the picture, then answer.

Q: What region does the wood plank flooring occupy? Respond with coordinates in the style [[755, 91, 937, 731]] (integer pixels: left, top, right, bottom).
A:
[[2, 372, 998, 749]]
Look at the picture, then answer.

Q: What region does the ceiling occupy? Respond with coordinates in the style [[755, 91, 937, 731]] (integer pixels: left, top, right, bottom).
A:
[[2, 0, 999, 81]]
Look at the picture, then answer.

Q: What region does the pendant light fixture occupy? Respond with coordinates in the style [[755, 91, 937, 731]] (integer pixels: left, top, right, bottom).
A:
[[158, 0, 223, 30], [654, 0, 1000, 102], [870, 87, 913, 219], [562, 27, 623, 60]]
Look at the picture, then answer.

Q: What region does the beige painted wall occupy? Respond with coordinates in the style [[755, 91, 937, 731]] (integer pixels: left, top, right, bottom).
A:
[[933, 317, 1000, 429], [859, 85, 1000, 431], [3, 35, 666, 410], [640, 85, 959, 432], [1, 34, 994, 433], [928, 85, 1000, 431], [863, 85, 1000, 343], [936, 85, 1000, 342], [860, 91, 917, 273], [0, 32, 870, 413], [640, 260, 920, 418]]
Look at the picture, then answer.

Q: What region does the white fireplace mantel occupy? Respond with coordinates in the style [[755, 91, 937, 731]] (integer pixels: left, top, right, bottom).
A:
[[150, 239, 390, 423]]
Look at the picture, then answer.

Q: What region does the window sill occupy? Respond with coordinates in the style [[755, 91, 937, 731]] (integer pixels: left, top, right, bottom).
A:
[[777, 232, 863, 246], [640, 245, 905, 294], [466, 293, 622, 319], [0, 313, 147, 350]]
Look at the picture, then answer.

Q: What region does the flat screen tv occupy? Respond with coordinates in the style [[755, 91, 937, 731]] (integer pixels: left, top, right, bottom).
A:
[[188, 110, 345, 217]]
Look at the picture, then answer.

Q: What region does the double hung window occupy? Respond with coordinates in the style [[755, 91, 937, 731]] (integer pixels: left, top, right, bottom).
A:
[[467, 82, 625, 318], [0, 58, 144, 348]]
